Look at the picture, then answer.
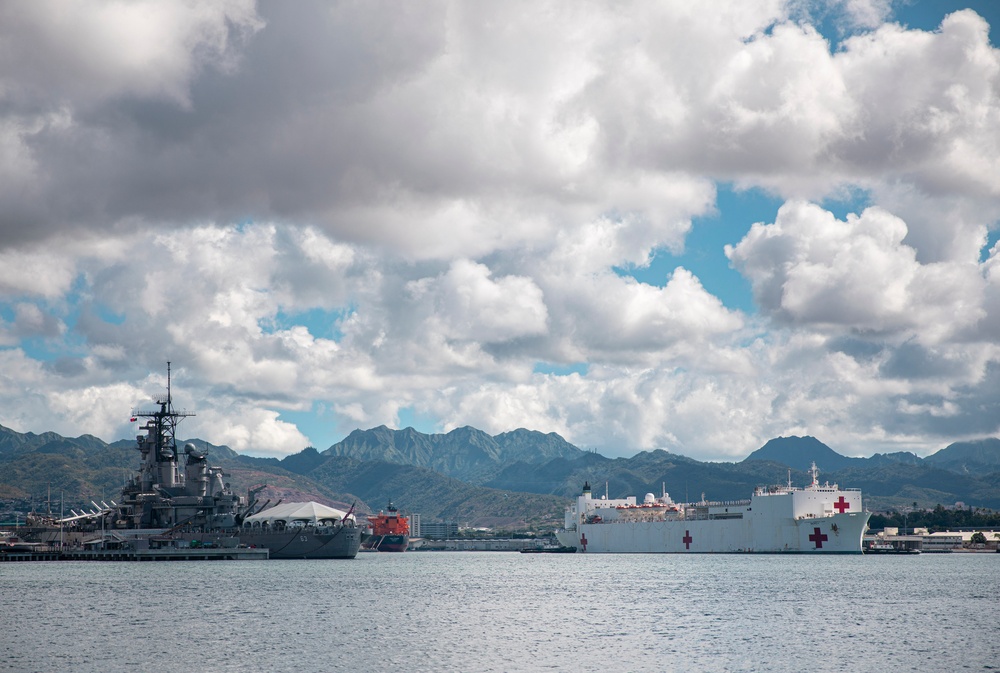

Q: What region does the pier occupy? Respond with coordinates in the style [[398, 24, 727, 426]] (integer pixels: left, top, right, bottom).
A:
[[1, 547, 269, 562]]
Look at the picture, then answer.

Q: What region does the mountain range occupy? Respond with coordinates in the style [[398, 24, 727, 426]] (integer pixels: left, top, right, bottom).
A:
[[2, 423, 999, 528]]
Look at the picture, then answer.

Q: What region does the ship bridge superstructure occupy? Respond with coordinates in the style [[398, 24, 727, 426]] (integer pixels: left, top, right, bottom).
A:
[[751, 462, 863, 520]]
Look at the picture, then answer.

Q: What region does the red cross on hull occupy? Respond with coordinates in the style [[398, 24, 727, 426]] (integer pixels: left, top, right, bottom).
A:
[[682, 530, 693, 550], [808, 527, 829, 549], [579, 533, 588, 552]]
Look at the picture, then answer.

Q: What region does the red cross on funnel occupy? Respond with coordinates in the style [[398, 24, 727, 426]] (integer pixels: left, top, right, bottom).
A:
[[834, 496, 850, 513]]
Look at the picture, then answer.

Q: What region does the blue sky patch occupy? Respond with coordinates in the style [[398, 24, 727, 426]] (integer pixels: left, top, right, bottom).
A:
[[277, 406, 331, 450], [94, 304, 126, 325], [615, 184, 783, 314], [533, 362, 589, 376], [983, 229, 1000, 264], [893, 1, 998, 43], [261, 306, 352, 340], [397, 406, 439, 435]]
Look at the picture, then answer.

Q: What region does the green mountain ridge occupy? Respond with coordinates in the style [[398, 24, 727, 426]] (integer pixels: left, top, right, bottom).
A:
[[744, 436, 862, 472], [321, 425, 584, 485], [924, 438, 1000, 474], [2, 425, 1000, 523]]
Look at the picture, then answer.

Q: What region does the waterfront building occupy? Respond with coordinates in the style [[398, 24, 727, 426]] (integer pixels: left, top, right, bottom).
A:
[[420, 521, 459, 539]]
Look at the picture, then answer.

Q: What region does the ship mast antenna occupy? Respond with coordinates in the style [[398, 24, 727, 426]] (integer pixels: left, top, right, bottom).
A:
[[132, 362, 194, 464]]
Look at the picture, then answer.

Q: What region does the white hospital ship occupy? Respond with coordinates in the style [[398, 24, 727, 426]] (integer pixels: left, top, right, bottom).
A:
[[555, 463, 870, 553]]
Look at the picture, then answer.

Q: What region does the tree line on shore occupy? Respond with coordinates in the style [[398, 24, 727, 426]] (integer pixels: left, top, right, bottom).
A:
[[869, 504, 1000, 532]]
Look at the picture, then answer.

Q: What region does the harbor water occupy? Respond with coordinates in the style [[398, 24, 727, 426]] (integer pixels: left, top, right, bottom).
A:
[[1, 552, 997, 673]]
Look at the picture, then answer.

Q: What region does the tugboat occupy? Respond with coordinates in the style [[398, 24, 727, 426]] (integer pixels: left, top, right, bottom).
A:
[[362, 501, 410, 552], [865, 540, 921, 554]]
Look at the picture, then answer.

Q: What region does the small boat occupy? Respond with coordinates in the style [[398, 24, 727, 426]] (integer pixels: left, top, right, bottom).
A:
[[519, 545, 577, 554], [0, 532, 45, 553], [866, 541, 921, 554]]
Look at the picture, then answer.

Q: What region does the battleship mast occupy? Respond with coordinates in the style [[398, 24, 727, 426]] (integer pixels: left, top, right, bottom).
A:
[[132, 362, 195, 491]]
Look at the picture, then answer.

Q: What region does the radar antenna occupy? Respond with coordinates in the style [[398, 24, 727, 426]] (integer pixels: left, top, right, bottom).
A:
[[131, 362, 194, 466]]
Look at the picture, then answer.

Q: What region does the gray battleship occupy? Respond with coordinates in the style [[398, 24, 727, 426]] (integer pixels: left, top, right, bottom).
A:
[[109, 364, 362, 559]]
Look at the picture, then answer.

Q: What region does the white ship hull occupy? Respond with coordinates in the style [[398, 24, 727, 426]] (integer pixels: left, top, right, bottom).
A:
[[555, 511, 869, 553], [555, 464, 871, 554]]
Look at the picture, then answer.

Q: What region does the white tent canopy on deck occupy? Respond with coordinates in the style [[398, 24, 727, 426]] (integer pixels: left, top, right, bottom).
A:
[[243, 501, 354, 527]]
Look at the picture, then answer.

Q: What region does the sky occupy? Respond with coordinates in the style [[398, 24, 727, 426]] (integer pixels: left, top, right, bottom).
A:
[[1, 0, 999, 461]]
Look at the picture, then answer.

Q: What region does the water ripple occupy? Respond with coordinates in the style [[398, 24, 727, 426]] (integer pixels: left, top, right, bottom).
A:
[[0, 553, 997, 672]]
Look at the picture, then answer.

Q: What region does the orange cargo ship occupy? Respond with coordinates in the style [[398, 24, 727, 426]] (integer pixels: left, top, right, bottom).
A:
[[362, 501, 410, 552]]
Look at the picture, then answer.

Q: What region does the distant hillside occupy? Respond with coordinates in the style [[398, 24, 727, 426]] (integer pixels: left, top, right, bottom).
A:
[[493, 429, 585, 463], [486, 452, 613, 495], [742, 435, 1000, 480], [0, 425, 138, 502], [489, 449, 804, 503], [277, 446, 327, 474], [743, 436, 863, 472], [925, 438, 1000, 474], [737, 435, 1000, 509], [485, 440, 1000, 511], [825, 462, 1000, 510], [0, 424, 108, 459], [3, 422, 1000, 520], [305, 457, 566, 527], [322, 425, 585, 484], [0, 425, 572, 526], [0, 428, 355, 513], [867, 451, 923, 467]]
